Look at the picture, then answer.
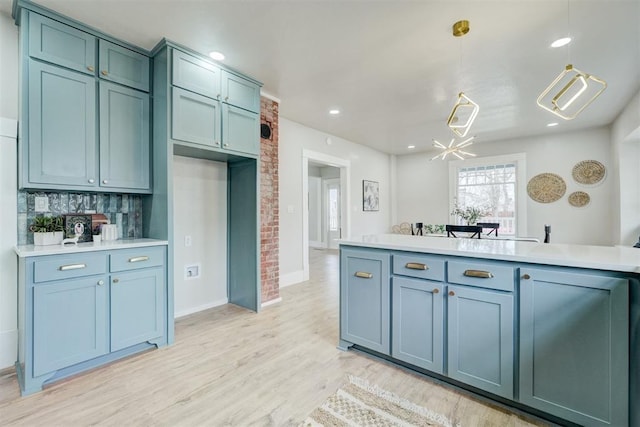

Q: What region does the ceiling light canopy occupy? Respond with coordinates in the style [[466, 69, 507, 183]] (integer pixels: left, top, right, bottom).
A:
[[537, 64, 607, 120], [551, 37, 572, 48], [431, 136, 476, 161], [208, 51, 225, 61]]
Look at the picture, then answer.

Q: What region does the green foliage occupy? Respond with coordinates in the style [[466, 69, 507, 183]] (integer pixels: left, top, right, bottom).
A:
[[424, 224, 446, 234], [451, 204, 488, 225], [29, 216, 64, 233]]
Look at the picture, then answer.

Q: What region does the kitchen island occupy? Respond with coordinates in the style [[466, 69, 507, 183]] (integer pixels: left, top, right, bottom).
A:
[[339, 234, 639, 427]]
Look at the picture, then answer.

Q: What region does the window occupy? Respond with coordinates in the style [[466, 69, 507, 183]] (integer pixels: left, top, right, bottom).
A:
[[449, 154, 527, 237], [328, 187, 339, 231]]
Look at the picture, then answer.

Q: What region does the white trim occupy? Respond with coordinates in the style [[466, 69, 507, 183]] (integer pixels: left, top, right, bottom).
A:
[[0, 118, 18, 138], [260, 91, 281, 103], [174, 298, 229, 318], [309, 240, 325, 249], [448, 153, 527, 237], [260, 297, 282, 308], [301, 149, 351, 283], [280, 270, 305, 287]]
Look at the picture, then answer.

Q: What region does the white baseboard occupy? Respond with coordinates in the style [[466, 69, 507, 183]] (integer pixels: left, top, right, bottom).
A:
[[174, 298, 228, 318], [261, 297, 282, 308], [280, 270, 305, 288], [309, 241, 325, 249], [0, 329, 17, 370]]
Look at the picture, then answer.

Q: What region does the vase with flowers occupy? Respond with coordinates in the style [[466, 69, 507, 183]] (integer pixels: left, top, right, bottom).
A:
[[451, 204, 488, 226]]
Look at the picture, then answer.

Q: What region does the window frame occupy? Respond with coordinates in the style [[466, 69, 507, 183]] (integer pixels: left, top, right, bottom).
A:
[[448, 153, 527, 237]]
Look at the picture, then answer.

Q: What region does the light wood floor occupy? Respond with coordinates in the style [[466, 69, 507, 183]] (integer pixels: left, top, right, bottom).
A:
[[0, 249, 549, 426]]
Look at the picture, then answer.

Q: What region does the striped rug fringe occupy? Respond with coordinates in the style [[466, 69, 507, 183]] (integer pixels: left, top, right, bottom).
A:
[[301, 375, 460, 427]]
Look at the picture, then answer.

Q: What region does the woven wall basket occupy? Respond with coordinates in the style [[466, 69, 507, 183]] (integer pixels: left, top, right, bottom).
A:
[[572, 160, 606, 185], [527, 173, 566, 203]]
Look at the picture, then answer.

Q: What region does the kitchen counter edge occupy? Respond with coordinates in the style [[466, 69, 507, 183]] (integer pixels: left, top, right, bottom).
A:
[[15, 238, 169, 257]]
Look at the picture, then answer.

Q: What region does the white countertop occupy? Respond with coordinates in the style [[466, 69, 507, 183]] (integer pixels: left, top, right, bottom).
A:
[[339, 234, 640, 273], [15, 238, 168, 258]]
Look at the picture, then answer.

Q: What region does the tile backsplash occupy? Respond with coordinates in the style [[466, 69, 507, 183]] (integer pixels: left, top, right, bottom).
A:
[[18, 191, 143, 245]]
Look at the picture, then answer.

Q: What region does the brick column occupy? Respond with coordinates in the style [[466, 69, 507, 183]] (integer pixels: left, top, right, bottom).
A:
[[260, 97, 279, 304]]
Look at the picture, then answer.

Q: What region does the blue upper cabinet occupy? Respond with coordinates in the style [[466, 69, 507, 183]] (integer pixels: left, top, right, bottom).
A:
[[99, 82, 150, 190], [172, 50, 220, 99], [99, 40, 150, 92], [28, 12, 96, 75], [222, 104, 259, 155], [171, 87, 221, 148], [27, 60, 97, 188], [221, 70, 260, 113]]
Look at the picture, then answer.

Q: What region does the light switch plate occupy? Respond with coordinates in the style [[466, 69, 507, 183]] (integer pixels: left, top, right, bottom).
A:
[[34, 196, 48, 212]]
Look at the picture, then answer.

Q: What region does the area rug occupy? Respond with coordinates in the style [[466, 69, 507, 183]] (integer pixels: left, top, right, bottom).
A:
[[301, 375, 459, 427]]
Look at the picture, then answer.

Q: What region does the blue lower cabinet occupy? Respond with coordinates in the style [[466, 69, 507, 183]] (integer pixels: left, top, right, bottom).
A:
[[110, 268, 164, 352], [33, 276, 109, 376], [391, 277, 443, 373], [447, 284, 514, 399], [340, 248, 390, 354], [519, 268, 628, 427]]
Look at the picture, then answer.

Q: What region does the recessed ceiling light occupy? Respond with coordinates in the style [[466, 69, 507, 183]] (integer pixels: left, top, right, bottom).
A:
[[209, 51, 225, 61], [407, 145, 416, 149], [329, 109, 340, 115], [550, 37, 571, 48], [547, 122, 559, 127]]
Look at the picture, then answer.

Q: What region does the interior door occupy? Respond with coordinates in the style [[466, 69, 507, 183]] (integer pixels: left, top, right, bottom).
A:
[[325, 179, 341, 249]]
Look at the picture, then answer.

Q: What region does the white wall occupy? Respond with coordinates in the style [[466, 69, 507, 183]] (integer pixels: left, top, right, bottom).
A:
[[0, 11, 18, 369], [279, 118, 391, 281], [396, 127, 614, 245], [611, 89, 640, 246], [172, 156, 228, 317]]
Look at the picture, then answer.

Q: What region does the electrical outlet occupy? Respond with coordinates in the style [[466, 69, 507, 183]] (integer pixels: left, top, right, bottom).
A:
[[184, 235, 192, 247], [34, 196, 49, 212], [185, 264, 200, 279]]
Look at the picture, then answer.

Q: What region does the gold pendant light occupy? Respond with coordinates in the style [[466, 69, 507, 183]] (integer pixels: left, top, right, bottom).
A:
[[431, 136, 476, 161]]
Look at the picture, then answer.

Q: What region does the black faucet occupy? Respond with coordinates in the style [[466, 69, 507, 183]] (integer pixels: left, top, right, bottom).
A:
[[544, 224, 551, 243]]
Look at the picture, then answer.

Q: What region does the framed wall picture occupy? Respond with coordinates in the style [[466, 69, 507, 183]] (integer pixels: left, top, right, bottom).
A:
[[363, 180, 379, 212], [64, 214, 93, 242]]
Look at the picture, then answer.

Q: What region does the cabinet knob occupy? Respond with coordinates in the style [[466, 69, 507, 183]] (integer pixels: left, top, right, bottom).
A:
[[87, 66, 95, 72], [448, 291, 455, 296], [432, 288, 439, 294], [225, 96, 229, 101], [522, 274, 531, 280], [113, 278, 119, 283], [223, 143, 229, 147], [217, 94, 221, 99], [101, 70, 108, 76], [88, 178, 95, 184], [97, 280, 104, 286], [214, 141, 220, 146], [102, 180, 108, 184]]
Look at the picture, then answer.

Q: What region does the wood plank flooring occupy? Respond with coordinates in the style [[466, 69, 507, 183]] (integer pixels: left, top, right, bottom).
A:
[[0, 248, 549, 426]]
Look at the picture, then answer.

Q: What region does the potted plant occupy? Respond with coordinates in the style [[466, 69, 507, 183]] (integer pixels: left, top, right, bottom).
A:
[[451, 204, 488, 226], [29, 216, 64, 246]]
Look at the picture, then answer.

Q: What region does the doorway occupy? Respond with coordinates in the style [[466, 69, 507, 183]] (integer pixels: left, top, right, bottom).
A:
[[302, 150, 350, 282]]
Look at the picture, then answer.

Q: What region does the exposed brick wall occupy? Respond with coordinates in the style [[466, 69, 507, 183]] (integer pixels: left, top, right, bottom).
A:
[[260, 97, 280, 304]]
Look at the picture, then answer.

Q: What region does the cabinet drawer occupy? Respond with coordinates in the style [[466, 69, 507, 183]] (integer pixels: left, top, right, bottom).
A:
[[447, 260, 514, 292], [392, 253, 444, 281], [33, 253, 108, 283], [110, 246, 165, 272]]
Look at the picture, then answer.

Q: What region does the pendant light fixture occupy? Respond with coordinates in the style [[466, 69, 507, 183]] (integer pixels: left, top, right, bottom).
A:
[[536, 1, 607, 120], [431, 136, 476, 161], [447, 20, 479, 138]]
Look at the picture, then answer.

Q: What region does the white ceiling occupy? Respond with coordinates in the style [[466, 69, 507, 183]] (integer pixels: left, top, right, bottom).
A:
[[3, 0, 640, 155]]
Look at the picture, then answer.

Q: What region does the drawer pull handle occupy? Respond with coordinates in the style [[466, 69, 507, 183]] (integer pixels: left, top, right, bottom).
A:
[[129, 256, 150, 263], [59, 263, 86, 271], [449, 290, 455, 296], [522, 274, 531, 280], [113, 278, 119, 283], [433, 288, 440, 294], [464, 269, 493, 279], [355, 271, 373, 279], [405, 262, 428, 270]]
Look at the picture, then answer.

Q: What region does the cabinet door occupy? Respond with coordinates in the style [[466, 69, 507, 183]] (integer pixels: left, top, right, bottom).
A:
[[110, 268, 164, 352], [340, 248, 390, 354], [28, 12, 96, 75], [27, 60, 97, 188], [392, 277, 443, 373], [99, 40, 150, 92], [221, 70, 260, 113], [519, 269, 628, 427], [222, 104, 259, 156], [33, 276, 108, 376], [171, 87, 221, 148], [99, 81, 150, 191], [172, 49, 220, 99], [447, 284, 514, 399]]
